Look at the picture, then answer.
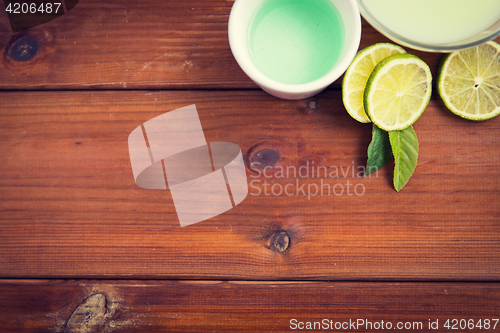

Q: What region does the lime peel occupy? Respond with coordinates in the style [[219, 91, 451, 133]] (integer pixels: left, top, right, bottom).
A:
[[364, 54, 432, 132], [342, 43, 406, 123], [437, 41, 500, 121]]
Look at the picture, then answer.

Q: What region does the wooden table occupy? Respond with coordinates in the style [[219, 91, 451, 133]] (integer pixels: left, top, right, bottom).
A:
[[0, 1, 499, 332]]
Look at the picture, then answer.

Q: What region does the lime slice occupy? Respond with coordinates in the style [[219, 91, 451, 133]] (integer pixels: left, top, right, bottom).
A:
[[364, 54, 432, 131], [437, 41, 500, 121], [342, 43, 406, 123]]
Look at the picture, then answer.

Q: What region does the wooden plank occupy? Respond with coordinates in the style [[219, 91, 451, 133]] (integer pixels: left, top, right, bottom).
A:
[[0, 279, 499, 333], [0, 90, 499, 280], [0, 0, 250, 90], [1, 0, 498, 90]]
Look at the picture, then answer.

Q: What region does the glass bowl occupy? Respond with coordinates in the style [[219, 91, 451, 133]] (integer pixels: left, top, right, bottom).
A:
[[357, 0, 500, 52]]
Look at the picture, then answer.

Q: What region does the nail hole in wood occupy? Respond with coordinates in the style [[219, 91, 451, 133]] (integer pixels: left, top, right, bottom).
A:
[[271, 230, 290, 253]]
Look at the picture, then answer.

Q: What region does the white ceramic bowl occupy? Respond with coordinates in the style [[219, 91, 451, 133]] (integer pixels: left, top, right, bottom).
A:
[[228, 0, 362, 100]]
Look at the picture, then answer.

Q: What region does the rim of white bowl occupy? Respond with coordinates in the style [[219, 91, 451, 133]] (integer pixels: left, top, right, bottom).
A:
[[228, 0, 362, 94]]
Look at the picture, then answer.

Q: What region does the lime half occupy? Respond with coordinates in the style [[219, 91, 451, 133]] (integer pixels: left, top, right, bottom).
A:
[[437, 41, 500, 121], [364, 54, 432, 131], [342, 43, 406, 123]]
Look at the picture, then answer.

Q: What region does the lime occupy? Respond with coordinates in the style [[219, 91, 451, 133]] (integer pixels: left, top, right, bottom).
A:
[[342, 43, 406, 123], [437, 41, 500, 121], [364, 54, 432, 131]]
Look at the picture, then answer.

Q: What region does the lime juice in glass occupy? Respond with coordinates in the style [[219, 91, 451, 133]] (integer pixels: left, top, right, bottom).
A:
[[359, 0, 500, 51]]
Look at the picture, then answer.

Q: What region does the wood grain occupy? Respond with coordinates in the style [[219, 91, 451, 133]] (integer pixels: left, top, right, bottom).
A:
[[1, 279, 499, 333], [1, 0, 498, 90], [0, 0, 250, 90], [1, 1, 499, 331], [0, 90, 499, 280]]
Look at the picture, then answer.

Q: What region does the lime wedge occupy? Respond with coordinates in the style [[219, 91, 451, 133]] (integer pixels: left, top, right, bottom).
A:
[[437, 41, 500, 121], [364, 54, 432, 131], [342, 43, 406, 123]]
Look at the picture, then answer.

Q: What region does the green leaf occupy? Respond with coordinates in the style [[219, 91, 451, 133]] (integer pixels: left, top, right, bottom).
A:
[[389, 126, 419, 192], [365, 124, 393, 177]]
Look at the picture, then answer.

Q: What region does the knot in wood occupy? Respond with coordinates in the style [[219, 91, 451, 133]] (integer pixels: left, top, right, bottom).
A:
[[65, 293, 112, 333], [249, 148, 280, 170], [271, 230, 290, 253], [7, 35, 39, 62]]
